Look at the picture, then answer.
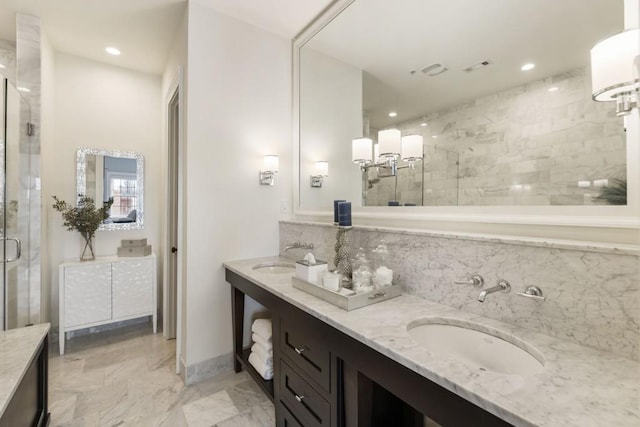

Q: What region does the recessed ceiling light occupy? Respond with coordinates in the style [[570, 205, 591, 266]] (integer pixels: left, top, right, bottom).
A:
[[0, 63, 5, 69], [388, 111, 397, 117], [105, 46, 121, 56], [432, 135, 438, 139], [420, 122, 427, 127], [521, 63, 535, 71], [17, 87, 30, 92], [548, 86, 559, 92]]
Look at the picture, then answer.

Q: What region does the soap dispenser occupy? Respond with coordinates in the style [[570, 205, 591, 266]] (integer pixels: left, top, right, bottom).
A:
[[372, 240, 393, 288], [351, 247, 373, 294]]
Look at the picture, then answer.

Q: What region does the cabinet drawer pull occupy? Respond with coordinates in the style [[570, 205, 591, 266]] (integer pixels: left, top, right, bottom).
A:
[[294, 346, 305, 355], [294, 394, 305, 402]]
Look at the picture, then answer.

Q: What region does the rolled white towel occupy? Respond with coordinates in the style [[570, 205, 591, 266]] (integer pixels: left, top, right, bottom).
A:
[[248, 351, 273, 380], [252, 333, 273, 353], [251, 343, 273, 367], [251, 318, 272, 342]]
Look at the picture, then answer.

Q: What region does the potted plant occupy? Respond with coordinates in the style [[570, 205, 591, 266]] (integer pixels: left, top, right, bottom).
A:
[[52, 195, 114, 261], [593, 178, 627, 205]]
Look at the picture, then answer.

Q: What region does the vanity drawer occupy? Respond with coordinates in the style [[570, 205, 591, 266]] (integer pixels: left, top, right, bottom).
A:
[[277, 402, 304, 427], [280, 320, 331, 392], [280, 360, 331, 427]]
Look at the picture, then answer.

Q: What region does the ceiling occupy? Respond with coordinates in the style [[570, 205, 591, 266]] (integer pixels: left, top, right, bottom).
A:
[[304, 0, 624, 128], [0, 0, 332, 74]]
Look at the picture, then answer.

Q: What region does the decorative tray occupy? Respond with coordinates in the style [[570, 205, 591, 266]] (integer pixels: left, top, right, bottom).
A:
[[291, 277, 402, 311]]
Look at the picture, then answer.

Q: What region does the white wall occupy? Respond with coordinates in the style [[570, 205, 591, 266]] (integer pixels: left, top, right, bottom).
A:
[[39, 29, 54, 324], [44, 53, 162, 329], [183, 0, 293, 367], [299, 48, 363, 209]]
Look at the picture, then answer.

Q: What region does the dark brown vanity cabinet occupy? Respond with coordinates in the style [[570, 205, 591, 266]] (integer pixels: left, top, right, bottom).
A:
[[227, 268, 512, 427], [0, 334, 49, 427]]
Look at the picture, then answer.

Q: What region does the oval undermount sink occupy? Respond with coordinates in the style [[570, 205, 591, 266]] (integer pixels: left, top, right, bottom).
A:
[[252, 262, 295, 274], [407, 319, 544, 376]]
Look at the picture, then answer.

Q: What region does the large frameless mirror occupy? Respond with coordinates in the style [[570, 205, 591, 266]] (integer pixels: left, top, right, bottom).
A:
[[76, 147, 144, 231], [297, 0, 629, 209]]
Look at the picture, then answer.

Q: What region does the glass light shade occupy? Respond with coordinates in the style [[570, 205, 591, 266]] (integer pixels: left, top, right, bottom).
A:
[[263, 155, 279, 172], [378, 129, 401, 158], [352, 137, 373, 164], [315, 161, 329, 176], [401, 134, 423, 160], [591, 28, 640, 101]]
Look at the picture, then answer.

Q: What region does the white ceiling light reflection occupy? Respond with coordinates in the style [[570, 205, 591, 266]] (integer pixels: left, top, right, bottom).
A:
[[521, 63, 535, 71], [105, 46, 121, 56]]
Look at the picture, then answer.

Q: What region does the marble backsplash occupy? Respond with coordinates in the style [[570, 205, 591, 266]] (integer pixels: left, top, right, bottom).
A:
[[280, 220, 639, 361]]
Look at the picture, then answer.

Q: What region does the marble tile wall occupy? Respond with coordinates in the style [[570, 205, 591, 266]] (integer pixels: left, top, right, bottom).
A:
[[280, 221, 639, 361], [0, 39, 16, 83], [367, 66, 626, 206]]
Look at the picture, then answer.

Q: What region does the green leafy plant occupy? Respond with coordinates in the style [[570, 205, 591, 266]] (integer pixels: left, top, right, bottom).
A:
[[593, 178, 627, 205], [52, 195, 114, 260]]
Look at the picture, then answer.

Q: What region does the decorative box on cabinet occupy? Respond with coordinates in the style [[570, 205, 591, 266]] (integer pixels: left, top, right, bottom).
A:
[[59, 254, 157, 354]]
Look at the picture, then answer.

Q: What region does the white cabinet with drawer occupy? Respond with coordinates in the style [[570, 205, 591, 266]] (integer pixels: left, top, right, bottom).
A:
[[59, 254, 157, 354]]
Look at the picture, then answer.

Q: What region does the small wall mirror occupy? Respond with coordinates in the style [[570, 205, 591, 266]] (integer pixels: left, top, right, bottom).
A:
[[76, 147, 144, 231]]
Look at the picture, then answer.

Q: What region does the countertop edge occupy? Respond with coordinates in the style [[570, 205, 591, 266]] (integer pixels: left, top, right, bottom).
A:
[[0, 323, 50, 418]]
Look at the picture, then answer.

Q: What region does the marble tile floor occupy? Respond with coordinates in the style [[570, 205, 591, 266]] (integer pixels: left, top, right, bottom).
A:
[[49, 323, 274, 427]]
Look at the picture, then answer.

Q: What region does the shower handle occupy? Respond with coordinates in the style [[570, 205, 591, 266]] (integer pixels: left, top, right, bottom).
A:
[[5, 237, 21, 262]]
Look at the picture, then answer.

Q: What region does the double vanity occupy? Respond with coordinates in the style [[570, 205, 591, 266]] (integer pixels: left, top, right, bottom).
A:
[[225, 256, 639, 427]]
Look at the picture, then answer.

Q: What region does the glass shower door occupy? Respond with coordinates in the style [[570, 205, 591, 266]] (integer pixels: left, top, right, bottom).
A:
[[1, 77, 30, 330]]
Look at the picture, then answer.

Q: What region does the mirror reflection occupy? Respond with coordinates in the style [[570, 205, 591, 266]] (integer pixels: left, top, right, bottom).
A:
[[77, 148, 144, 230], [299, 0, 627, 208]]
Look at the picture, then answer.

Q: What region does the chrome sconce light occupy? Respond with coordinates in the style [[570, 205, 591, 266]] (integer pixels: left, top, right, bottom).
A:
[[311, 161, 329, 187], [259, 155, 279, 185], [352, 130, 423, 177], [401, 134, 424, 169], [590, 0, 639, 116], [352, 137, 373, 169]]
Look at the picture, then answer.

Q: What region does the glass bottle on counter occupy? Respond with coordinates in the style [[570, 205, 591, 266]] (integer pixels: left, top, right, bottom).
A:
[[372, 240, 393, 288], [351, 247, 373, 294]]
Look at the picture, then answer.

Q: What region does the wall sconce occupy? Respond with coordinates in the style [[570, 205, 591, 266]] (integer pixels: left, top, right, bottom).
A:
[[590, 27, 639, 116], [259, 155, 279, 185], [378, 129, 401, 161], [311, 161, 329, 187], [401, 134, 424, 169], [352, 137, 373, 167], [352, 129, 424, 177]]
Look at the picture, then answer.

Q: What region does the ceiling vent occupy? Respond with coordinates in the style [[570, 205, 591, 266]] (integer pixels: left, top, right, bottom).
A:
[[463, 60, 492, 72], [421, 63, 448, 76]]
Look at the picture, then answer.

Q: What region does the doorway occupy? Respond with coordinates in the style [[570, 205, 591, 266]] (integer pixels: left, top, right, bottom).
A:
[[164, 68, 183, 374]]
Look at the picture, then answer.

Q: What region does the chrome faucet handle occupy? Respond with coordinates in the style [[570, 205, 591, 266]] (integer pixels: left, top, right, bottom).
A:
[[517, 286, 545, 301], [454, 274, 484, 287]]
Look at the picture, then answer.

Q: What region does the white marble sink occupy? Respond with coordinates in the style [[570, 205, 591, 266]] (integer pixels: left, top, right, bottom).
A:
[[407, 319, 544, 376], [252, 261, 295, 274]]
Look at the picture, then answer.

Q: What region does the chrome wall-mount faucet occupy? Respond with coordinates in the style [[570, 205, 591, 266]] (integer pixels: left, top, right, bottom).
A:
[[478, 279, 511, 302], [284, 242, 314, 252]]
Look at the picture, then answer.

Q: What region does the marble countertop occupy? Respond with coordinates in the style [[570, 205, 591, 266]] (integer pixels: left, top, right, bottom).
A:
[[224, 256, 640, 427], [0, 323, 50, 417]]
